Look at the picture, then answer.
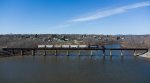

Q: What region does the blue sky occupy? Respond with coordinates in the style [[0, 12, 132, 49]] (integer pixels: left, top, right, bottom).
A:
[[0, 0, 150, 34]]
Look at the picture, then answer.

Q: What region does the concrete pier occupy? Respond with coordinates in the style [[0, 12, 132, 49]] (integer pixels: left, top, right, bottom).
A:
[[21, 50, 23, 56], [91, 50, 93, 56], [78, 50, 81, 56], [44, 50, 46, 56], [55, 50, 57, 56], [11, 49, 14, 55], [110, 50, 112, 56], [32, 50, 35, 56], [67, 50, 69, 56], [121, 50, 123, 56], [134, 50, 136, 56], [102, 50, 105, 56]]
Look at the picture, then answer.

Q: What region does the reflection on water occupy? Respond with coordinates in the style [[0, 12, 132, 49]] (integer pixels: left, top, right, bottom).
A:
[[0, 44, 150, 83], [0, 55, 150, 83]]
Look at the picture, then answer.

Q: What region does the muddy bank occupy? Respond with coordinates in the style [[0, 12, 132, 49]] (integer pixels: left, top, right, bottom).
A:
[[140, 54, 150, 58], [139, 51, 150, 58]]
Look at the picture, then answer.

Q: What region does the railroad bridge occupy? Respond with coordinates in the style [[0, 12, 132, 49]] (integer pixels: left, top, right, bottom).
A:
[[1, 48, 149, 56]]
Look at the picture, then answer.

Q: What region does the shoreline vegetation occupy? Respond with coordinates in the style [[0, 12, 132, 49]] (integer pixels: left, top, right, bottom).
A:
[[121, 35, 150, 48]]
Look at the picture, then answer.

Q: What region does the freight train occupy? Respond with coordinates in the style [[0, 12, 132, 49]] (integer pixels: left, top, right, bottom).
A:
[[38, 45, 100, 48]]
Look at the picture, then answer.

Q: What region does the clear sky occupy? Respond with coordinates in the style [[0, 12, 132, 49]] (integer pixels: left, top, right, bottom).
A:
[[0, 0, 150, 34]]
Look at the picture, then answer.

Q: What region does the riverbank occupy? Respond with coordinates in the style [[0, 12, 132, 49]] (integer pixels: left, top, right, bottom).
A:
[[139, 55, 150, 58], [139, 51, 150, 58]]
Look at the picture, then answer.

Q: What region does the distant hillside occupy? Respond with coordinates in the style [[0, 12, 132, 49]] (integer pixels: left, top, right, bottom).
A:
[[121, 35, 150, 48], [0, 34, 120, 48]]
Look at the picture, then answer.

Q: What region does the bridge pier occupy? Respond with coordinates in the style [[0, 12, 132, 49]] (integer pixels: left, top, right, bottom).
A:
[[121, 50, 123, 56], [32, 50, 35, 56], [44, 50, 46, 56], [21, 50, 23, 56], [110, 50, 112, 56], [78, 50, 81, 56], [11, 49, 14, 55], [134, 50, 136, 56], [55, 50, 57, 56], [90, 50, 93, 56], [102, 49, 105, 56], [67, 50, 69, 56]]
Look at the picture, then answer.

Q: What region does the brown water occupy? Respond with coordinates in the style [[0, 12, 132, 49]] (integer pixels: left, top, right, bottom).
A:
[[0, 55, 150, 83]]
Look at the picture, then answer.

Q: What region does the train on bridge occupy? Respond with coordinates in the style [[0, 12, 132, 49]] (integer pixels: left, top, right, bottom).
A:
[[1, 44, 148, 56], [38, 45, 102, 49]]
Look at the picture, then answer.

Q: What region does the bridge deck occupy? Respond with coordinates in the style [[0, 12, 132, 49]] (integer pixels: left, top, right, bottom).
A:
[[2, 48, 149, 50], [1, 48, 149, 56]]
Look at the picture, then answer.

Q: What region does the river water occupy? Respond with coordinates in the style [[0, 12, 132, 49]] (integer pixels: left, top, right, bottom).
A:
[[0, 44, 150, 83]]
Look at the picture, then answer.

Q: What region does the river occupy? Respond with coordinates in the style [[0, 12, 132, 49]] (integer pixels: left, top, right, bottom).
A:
[[0, 44, 150, 83]]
